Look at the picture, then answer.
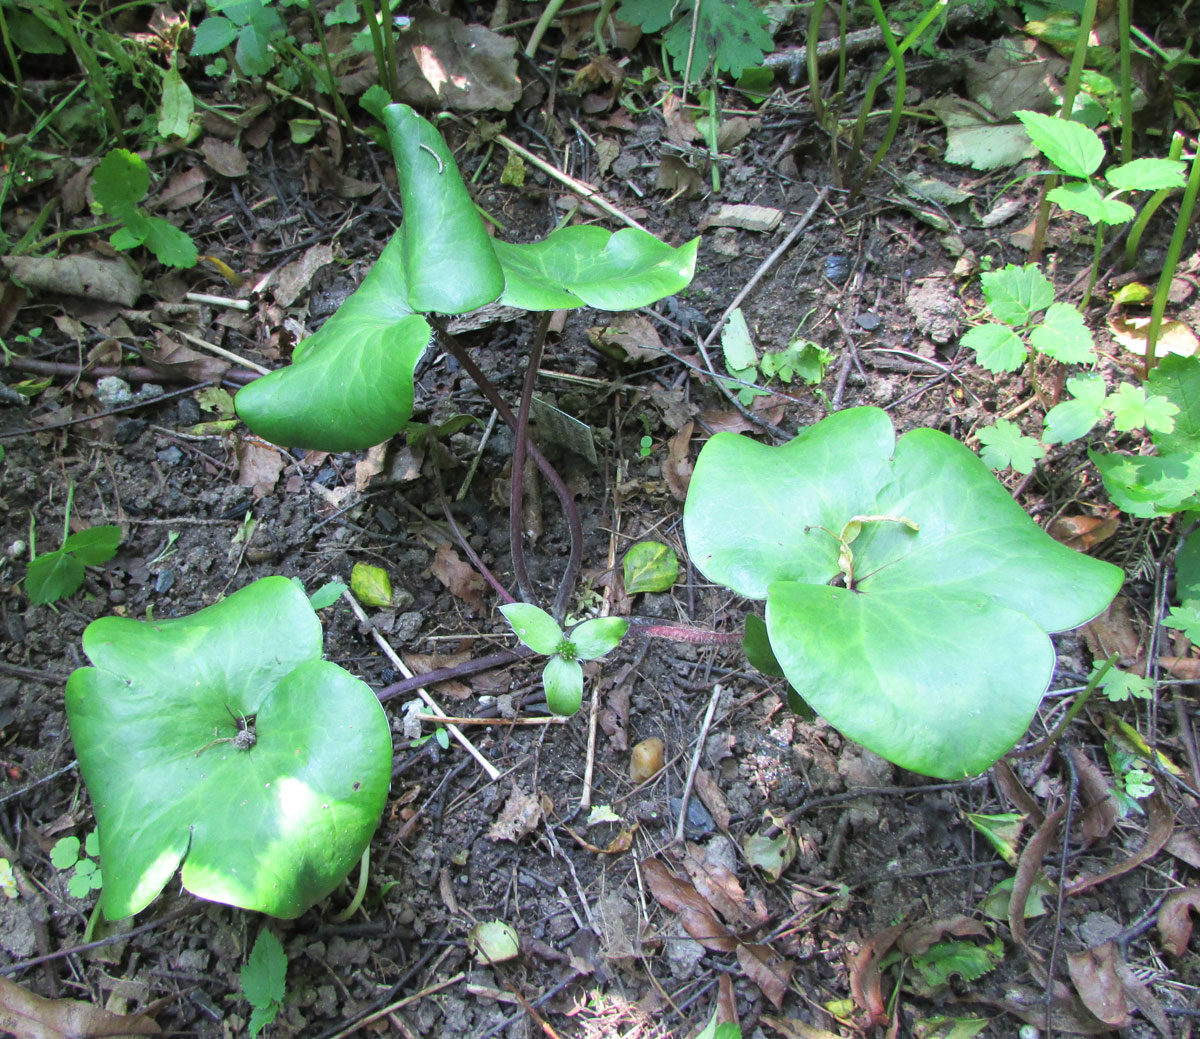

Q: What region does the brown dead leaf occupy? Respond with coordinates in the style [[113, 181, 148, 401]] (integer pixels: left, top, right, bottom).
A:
[[237, 440, 284, 499], [148, 334, 229, 382], [395, 10, 521, 112], [897, 915, 989, 955], [1159, 655, 1200, 680], [430, 542, 487, 615], [1083, 597, 1141, 666], [681, 841, 762, 931], [200, 137, 248, 177], [698, 409, 758, 434], [1067, 790, 1173, 896], [0, 976, 160, 1039], [1047, 515, 1119, 552], [1157, 887, 1200, 957], [641, 857, 737, 952], [848, 921, 907, 1028], [488, 786, 543, 842], [587, 312, 664, 362], [717, 116, 754, 151], [737, 942, 793, 1010], [1165, 830, 1200, 869], [274, 244, 335, 307], [2, 254, 142, 307], [761, 1016, 843, 1039], [664, 421, 694, 500], [1067, 941, 1130, 1027], [1010, 803, 1066, 955], [1109, 313, 1200, 358], [158, 167, 207, 211], [986, 981, 1109, 1034], [354, 442, 388, 492], [1070, 747, 1117, 846], [716, 973, 739, 1029], [655, 155, 703, 198], [403, 648, 473, 700], [693, 768, 732, 831], [662, 92, 701, 144]]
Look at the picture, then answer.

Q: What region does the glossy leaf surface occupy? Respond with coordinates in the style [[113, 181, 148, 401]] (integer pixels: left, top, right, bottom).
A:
[[65, 577, 392, 919], [234, 233, 430, 450], [683, 407, 1123, 778]]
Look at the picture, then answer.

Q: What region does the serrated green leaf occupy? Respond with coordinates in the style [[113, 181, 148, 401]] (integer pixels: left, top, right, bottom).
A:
[[1096, 666, 1153, 702], [1164, 602, 1200, 644], [1107, 383, 1179, 433], [246, 1004, 279, 1039], [191, 15, 239, 55], [26, 551, 84, 604], [619, 0, 772, 80], [308, 581, 347, 610], [1048, 182, 1135, 225], [235, 9, 283, 76], [158, 67, 194, 139], [50, 837, 81, 869], [1015, 110, 1105, 178], [622, 541, 679, 593], [1106, 157, 1187, 192], [570, 617, 629, 660], [909, 939, 1003, 992], [110, 223, 146, 251], [350, 562, 392, 607], [242, 929, 287, 1009], [500, 603, 563, 655], [67, 872, 94, 899], [1028, 302, 1095, 364], [961, 323, 1025, 373], [92, 150, 149, 212], [1091, 449, 1200, 517], [543, 655, 583, 716], [62, 525, 122, 566], [1044, 374, 1106, 444], [979, 263, 1055, 325], [978, 419, 1045, 474], [143, 216, 198, 268]]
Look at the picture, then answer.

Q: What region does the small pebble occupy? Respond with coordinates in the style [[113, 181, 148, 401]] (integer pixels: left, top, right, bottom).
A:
[[855, 311, 883, 331], [668, 796, 715, 838], [154, 570, 175, 594], [95, 376, 134, 407], [108, 589, 126, 604], [156, 446, 184, 466], [114, 419, 148, 445], [630, 737, 665, 783], [824, 254, 851, 283], [176, 398, 201, 425]]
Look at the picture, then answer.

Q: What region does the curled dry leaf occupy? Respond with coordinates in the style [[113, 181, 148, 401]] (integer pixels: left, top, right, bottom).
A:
[[395, 10, 521, 112], [1047, 515, 1119, 552], [1109, 314, 1200, 358], [236, 440, 284, 499], [641, 857, 737, 952], [1157, 887, 1200, 957], [693, 768, 732, 830], [200, 137, 248, 178], [274, 244, 335, 308], [1067, 790, 1173, 896], [897, 915, 989, 956], [2, 255, 142, 307], [1067, 941, 1130, 1027], [158, 167, 207, 211], [681, 841, 764, 932], [0, 976, 160, 1039], [354, 442, 388, 492], [848, 921, 908, 1029], [1083, 596, 1141, 667], [737, 941, 793, 1010], [487, 787, 544, 843], [664, 421, 694, 501], [430, 542, 487, 615], [1069, 747, 1117, 846]]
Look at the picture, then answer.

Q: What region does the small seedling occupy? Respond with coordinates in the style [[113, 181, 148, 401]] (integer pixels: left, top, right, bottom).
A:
[[500, 603, 628, 716], [191, 0, 286, 78], [25, 484, 121, 605], [1, 858, 18, 899], [622, 541, 678, 594], [241, 928, 287, 1038], [91, 150, 198, 269], [616, 0, 773, 81], [639, 435, 653, 458], [50, 832, 103, 898]]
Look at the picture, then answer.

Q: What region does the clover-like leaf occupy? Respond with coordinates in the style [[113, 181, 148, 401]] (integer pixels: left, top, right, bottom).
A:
[[977, 419, 1045, 474], [234, 232, 430, 451], [961, 322, 1025, 374], [1044, 373, 1107, 444], [569, 617, 629, 660], [493, 226, 699, 311], [683, 407, 1123, 778], [500, 602, 564, 656], [1028, 302, 1095, 364], [383, 103, 504, 316], [543, 655, 584, 716], [65, 576, 392, 919]]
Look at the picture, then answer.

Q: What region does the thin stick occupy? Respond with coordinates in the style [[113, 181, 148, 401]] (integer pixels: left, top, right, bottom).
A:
[[700, 188, 830, 352], [674, 684, 723, 844], [510, 311, 553, 606], [341, 590, 501, 781], [415, 713, 567, 726], [495, 133, 650, 232], [184, 292, 251, 310], [322, 973, 467, 1039], [152, 324, 271, 375]]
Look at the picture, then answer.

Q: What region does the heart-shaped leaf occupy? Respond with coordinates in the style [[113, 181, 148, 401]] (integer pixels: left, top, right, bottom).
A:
[[65, 576, 392, 919], [493, 226, 698, 311], [683, 407, 1122, 778], [383, 103, 505, 316], [234, 232, 430, 450]]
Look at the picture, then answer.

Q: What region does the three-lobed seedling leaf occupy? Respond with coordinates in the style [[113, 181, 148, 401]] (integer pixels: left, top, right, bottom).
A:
[[26, 524, 121, 605], [241, 928, 287, 1038], [976, 419, 1045, 475], [500, 603, 628, 716], [92, 150, 198, 269]]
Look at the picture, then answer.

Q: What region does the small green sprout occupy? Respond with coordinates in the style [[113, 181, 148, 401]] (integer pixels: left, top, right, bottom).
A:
[[241, 928, 287, 1038], [500, 603, 628, 715], [91, 150, 198, 269], [50, 832, 103, 898], [26, 483, 121, 606]]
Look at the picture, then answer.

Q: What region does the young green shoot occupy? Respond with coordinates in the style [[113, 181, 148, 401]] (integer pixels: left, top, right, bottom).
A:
[[241, 928, 287, 1038], [25, 483, 121, 605], [500, 603, 628, 716]]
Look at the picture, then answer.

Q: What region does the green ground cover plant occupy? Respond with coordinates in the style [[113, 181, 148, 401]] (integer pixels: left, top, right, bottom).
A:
[[241, 928, 288, 1038], [91, 149, 198, 269], [683, 406, 1122, 779], [25, 483, 121, 605]]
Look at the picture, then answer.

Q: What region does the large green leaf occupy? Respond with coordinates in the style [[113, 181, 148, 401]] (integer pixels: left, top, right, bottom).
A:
[[683, 407, 1123, 778], [234, 232, 430, 451], [65, 577, 392, 919], [493, 226, 698, 311], [383, 104, 504, 316]]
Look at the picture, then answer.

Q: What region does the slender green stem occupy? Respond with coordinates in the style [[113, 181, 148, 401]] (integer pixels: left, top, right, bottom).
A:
[[525, 0, 567, 57], [329, 848, 369, 923], [806, 0, 827, 129], [46, 0, 123, 144], [592, 0, 618, 53], [62, 480, 75, 542], [1125, 132, 1184, 268], [377, 0, 398, 102], [1145, 142, 1200, 373], [1117, 0, 1132, 164], [706, 75, 721, 193], [1082, 223, 1104, 309], [363, 0, 388, 99], [1010, 655, 1115, 758], [0, 2, 23, 103]]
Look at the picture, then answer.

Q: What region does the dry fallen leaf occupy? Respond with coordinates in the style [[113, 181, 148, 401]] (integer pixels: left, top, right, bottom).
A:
[[737, 942, 792, 1010], [0, 976, 160, 1039], [693, 768, 732, 831], [354, 442, 388, 492], [1067, 790, 1173, 896], [641, 857, 737, 952], [395, 10, 521, 112], [1157, 887, 1200, 957], [1082, 596, 1141, 667], [237, 440, 284, 499], [1070, 747, 1117, 846], [158, 167, 207, 211], [488, 786, 544, 842], [1047, 515, 1119, 552], [1067, 941, 1131, 1027], [664, 421, 694, 501], [586, 312, 664, 362], [200, 137, 248, 177], [430, 542, 487, 615], [2, 255, 142, 307], [1109, 314, 1199, 358], [274, 243, 335, 308]]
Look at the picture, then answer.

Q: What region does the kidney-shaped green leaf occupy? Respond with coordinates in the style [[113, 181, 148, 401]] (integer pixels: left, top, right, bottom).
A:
[[234, 232, 430, 451], [683, 407, 1123, 778], [493, 226, 699, 311], [384, 103, 505, 316], [65, 576, 392, 919]]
